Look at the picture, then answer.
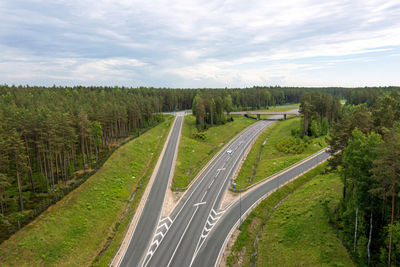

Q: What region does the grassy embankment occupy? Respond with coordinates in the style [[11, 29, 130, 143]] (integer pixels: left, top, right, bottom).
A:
[[234, 117, 326, 189], [0, 116, 174, 267], [172, 115, 255, 188], [256, 171, 354, 266], [227, 164, 355, 266]]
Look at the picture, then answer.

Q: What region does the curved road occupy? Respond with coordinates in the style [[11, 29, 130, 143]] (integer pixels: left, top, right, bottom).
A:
[[116, 111, 329, 267], [192, 150, 330, 267]]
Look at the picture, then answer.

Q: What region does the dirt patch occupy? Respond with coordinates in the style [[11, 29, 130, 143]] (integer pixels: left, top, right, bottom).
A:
[[220, 229, 246, 267], [162, 188, 184, 217]]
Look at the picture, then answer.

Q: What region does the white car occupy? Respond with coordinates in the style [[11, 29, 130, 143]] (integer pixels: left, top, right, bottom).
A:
[[226, 149, 233, 154]]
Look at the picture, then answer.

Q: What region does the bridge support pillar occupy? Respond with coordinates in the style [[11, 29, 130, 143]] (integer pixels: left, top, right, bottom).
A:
[[284, 114, 287, 120], [257, 114, 260, 120]]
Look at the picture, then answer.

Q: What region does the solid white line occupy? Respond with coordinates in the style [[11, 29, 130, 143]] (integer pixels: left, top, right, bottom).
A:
[[193, 201, 207, 207]]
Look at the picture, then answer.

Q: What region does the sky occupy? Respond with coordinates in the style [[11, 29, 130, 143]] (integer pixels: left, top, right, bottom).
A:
[[0, 0, 400, 88]]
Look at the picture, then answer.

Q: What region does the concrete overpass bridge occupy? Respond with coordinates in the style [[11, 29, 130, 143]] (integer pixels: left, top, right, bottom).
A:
[[230, 109, 299, 120], [159, 109, 300, 120]]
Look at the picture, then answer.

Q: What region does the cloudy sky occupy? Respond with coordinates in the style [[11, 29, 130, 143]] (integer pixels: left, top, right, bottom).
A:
[[1, 0, 399, 88]]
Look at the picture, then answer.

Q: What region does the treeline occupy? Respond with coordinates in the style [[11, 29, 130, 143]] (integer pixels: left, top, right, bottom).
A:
[[1, 84, 399, 245], [0, 85, 198, 242], [344, 86, 400, 106], [192, 92, 233, 130], [328, 91, 400, 265], [299, 92, 341, 137]]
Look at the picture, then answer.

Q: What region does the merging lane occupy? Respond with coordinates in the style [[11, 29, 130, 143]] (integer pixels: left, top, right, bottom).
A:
[[118, 115, 184, 267], [117, 110, 328, 267], [144, 118, 278, 266], [192, 150, 330, 266]]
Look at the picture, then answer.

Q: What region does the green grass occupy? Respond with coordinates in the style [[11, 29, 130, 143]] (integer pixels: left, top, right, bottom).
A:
[[172, 115, 255, 188], [227, 164, 355, 267], [256, 171, 355, 266], [0, 116, 174, 267], [227, 163, 327, 266], [235, 117, 326, 189]]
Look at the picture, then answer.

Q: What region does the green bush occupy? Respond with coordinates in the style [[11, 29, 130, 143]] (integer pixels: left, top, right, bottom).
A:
[[275, 137, 308, 154], [193, 132, 207, 140]]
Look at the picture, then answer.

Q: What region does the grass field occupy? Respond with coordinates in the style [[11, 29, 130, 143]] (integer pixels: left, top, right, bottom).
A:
[[256, 171, 355, 266], [234, 117, 326, 189], [226, 164, 355, 267], [0, 116, 174, 267], [172, 115, 255, 188]]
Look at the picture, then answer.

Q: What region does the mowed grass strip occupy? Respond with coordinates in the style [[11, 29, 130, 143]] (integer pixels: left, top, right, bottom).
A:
[[227, 163, 327, 267], [0, 117, 174, 267], [227, 165, 355, 267], [257, 171, 355, 266], [235, 117, 326, 189], [172, 115, 254, 188]]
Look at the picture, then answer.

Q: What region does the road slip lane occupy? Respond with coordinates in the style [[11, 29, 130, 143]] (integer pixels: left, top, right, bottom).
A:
[[191, 150, 331, 267], [117, 115, 183, 267]]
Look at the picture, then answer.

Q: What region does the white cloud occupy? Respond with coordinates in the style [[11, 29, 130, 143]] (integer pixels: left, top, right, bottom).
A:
[[0, 0, 399, 86]]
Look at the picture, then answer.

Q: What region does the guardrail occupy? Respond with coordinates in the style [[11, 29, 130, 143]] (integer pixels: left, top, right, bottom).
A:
[[230, 147, 329, 192]]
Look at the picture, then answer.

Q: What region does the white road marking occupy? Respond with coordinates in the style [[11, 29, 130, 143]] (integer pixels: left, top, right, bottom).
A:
[[167, 206, 200, 267], [189, 123, 266, 266], [200, 191, 207, 202], [190, 208, 226, 266], [149, 121, 270, 266], [157, 222, 169, 231], [208, 179, 215, 189], [154, 231, 164, 238], [193, 201, 207, 207], [159, 216, 173, 224], [142, 216, 173, 266]]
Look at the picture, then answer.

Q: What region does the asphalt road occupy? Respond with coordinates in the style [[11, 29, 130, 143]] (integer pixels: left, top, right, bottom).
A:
[[118, 111, 329, 267], [118, 115, 184, 267], [192, 150, 330, 267], [143, 117, 278, 267]]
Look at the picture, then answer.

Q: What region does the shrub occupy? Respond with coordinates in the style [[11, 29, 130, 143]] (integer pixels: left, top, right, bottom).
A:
[[275, 137, 308, 154], [193, 132, 207, 140]]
